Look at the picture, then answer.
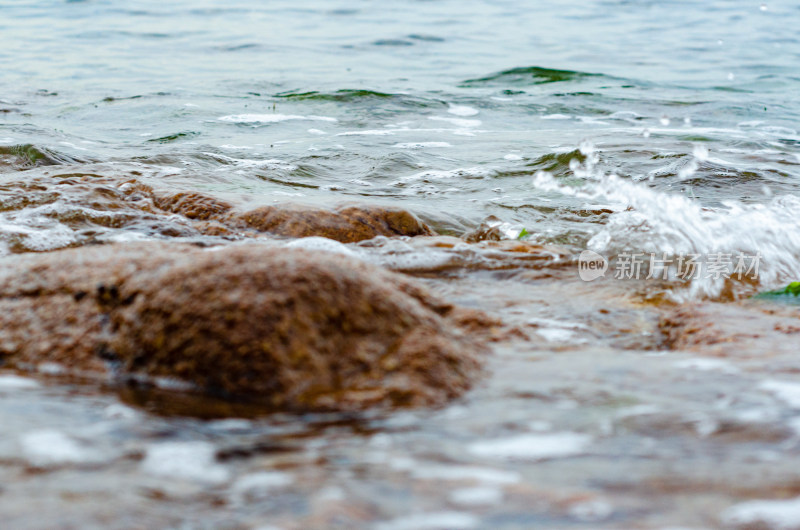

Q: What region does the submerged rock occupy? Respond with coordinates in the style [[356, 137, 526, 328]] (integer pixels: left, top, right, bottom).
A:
[[0, 175, 435, 254], [232, 203, 433, 242], [0, 242, 483, 411], [150, 188, 434, 242], [659, 301, 800, 356]]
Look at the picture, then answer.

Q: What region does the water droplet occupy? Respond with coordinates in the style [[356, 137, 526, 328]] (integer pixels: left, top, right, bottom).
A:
[[760, 3, 768, 11], [578, 140, 596, 157], [727, 72, 735, 81], [660, 116, 670, 127], [693, 144, 709, 162], [678, 159, 699, 180], [642, 129, 651, 138], [684, 117, 692, 126], [717, 39, 724, 45]]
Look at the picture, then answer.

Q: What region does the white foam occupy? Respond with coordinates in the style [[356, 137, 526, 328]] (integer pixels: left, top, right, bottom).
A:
[[528, 317, 589, 343], [37, 363, 65, 375], [141, 442, 229, 484], [285, 236, 360, 258], [468, 433, 591, 460], [399, 167, 489, 183], [533, 142, 800, 301], [536, 328, 577, 342], [569, 499, 614, 522], [735, 407, 780, 423], [504, 153, 523, 161], [208, 419, 253, 432], [722, 497, 800, 529], [448, 105, 479, 117], [20, 430, 98, 467], [0, 374, 40, 390], [674, 358, 739, 373], [219, 114, 337, 123], [0, 216, 77, 252], [203, 152, 296, 170], [375, 512, 479, 530], [759, 380, 800, 408], [527, 317, 590, 330], [449, 486, 503, 507], [393, 142, 452, 149]]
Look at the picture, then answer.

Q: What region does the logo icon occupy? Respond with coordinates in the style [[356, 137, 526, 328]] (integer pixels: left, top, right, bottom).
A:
[[578, 250, 608, 282]]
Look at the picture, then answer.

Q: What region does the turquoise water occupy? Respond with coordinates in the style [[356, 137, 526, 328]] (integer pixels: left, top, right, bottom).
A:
[[2, 0, 799, 248]]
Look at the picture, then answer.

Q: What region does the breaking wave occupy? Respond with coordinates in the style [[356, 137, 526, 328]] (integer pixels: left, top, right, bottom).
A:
[[533, 143, 800, 300]]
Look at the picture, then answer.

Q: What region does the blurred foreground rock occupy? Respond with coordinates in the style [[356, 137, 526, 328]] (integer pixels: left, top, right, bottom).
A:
[[0, 243, 484, 411]]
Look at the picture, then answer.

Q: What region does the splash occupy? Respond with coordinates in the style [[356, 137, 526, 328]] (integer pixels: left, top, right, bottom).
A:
[[533, 142, 800, 300]]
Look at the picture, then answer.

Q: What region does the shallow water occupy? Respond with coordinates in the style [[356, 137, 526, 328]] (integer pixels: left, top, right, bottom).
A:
[[3, 0, 800, 528]]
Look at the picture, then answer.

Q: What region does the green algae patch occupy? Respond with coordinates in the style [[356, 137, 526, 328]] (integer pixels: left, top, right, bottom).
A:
[[754, 282, 800, 303]]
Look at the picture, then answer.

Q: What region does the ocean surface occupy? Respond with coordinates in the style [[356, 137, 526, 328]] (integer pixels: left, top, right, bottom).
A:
[[3, 1, 800, 528], [2, 0, 800, 298]]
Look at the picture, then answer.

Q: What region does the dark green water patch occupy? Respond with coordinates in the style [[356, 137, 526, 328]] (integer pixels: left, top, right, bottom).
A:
[[461, 66, 603, 87], [102, 95, 144, 103], [273, 89, 433, 107], [146, 131, 201, 144], [0, 144, 85, 168], [676, 135, 715, 142], [525, 149, 587, 177], [276, 89, 392, 100]]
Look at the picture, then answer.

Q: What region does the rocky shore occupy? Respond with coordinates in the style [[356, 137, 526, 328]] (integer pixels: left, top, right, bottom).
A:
[[0, 241, 486, 411]]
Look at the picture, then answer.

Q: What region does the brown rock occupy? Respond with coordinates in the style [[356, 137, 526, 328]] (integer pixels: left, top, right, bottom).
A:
[[233, 204, 434, 243], [659, 301, 800, 357], [154, 192, 233, 220], [0, 242, 483, 411]]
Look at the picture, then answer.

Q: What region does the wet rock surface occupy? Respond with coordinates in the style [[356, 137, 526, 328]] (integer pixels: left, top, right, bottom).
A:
[[6, 174, 800, 528], [0, 242, 483, 411], [0, 173, 436, 252], [6, 271, 800, 528], [233, 204, 433, 243], [660, 301, 800, 357]]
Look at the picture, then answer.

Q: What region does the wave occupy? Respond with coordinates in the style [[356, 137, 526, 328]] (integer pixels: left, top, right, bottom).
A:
[[532, 143, 800, 301], [460, 66, 606, 88]]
